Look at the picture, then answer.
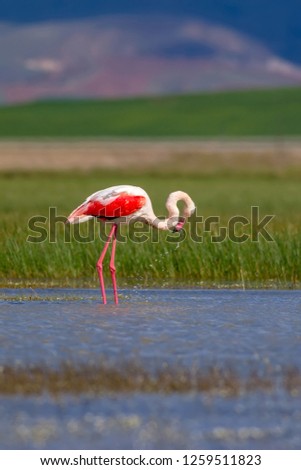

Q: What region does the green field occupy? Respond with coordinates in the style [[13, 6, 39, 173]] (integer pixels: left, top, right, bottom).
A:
[[1, 87, 300, 289], [1, 170, 301, 289], [1, 87, 301, 137]]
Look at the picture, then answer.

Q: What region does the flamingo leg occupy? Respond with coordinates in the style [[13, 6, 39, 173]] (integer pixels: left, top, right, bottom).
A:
[[109, 224, 118, 305], [96, 224, 116, 304]]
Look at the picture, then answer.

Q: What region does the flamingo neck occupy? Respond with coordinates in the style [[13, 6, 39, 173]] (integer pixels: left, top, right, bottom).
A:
[[147, 191, 195, 231]]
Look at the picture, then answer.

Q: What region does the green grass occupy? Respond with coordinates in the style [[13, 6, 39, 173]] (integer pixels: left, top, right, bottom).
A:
[[1, 170, 301, 288], [1, 87, 301, 137]]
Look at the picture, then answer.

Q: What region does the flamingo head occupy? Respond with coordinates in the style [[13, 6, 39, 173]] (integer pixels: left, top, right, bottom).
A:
[[171, 203, 196, 232], [171, 216, 186, 232]]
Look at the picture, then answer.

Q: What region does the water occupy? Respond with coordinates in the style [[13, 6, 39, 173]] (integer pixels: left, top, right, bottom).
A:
[[0, 288, 301, 449]]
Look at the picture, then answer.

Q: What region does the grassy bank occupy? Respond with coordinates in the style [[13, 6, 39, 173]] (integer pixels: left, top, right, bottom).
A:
[[1, 87, 301, 137], [1, 170, 301, 288]]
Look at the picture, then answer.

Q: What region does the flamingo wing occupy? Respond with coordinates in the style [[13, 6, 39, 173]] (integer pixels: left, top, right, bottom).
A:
[[67, 186, 147, 223]]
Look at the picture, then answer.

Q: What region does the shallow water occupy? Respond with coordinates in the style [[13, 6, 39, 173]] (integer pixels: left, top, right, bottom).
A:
[[0, 288, 301, 449]]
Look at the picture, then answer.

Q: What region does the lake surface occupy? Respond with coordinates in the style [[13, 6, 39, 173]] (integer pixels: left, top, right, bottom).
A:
[[0, 288, 301, 449]]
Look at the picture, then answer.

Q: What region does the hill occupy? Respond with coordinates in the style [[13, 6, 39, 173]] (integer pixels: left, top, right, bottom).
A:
[[1, 15, 301, 104], [1, 0, 300, 65], [1, 87, 301, 137]]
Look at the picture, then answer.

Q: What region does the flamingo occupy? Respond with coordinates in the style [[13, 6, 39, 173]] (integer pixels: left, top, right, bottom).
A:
[[67, 185, 195, 304]]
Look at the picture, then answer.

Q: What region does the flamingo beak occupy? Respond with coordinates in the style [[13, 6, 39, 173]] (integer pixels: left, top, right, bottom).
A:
[[173, 220, 185, 232]]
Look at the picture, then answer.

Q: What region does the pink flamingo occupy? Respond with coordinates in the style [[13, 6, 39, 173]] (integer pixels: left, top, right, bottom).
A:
[[67, 185, 195, 304]]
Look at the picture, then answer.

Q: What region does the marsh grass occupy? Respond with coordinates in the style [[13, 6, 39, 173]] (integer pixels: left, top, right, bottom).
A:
[[0, 170, 301, 288], [0, 293, 99, 302], [0, 362, 300, 397], [0, 363, 286, 397]]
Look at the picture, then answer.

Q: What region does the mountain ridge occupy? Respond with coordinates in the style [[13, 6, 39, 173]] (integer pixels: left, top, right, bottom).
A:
[[1, 15, 301, 104], [0, 0, 300, 64]]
